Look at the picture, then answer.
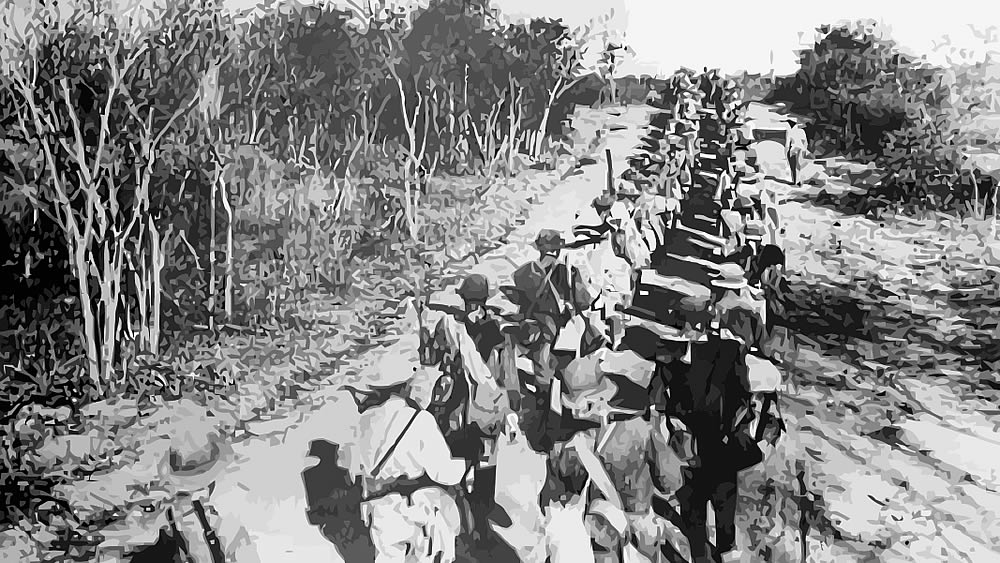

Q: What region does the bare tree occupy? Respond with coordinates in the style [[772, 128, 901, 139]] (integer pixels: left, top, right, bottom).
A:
[[386, 54, 432, 242], [8, 53, 195, 391]]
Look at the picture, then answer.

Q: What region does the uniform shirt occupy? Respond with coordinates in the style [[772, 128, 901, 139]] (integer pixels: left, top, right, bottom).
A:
[[360, 397, 467, 489], [512, 256, 594, 324], [786, 125, 808, 154], [658, 339, 749, 432], [463, 309, 505, 363], [428, 314, 510, 445]]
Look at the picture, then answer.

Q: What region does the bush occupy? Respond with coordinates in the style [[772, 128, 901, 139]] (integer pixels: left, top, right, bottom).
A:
[[770, 19, 995, 212], [0, 0, 601, 527]]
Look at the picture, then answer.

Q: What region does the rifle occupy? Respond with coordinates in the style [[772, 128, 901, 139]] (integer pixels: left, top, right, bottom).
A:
[[166, 507, 195, 563], [193, 499, 227, 563]]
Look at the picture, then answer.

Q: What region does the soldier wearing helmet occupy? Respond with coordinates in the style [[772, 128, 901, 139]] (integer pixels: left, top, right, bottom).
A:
[[507, 229, 596, 452], [454, 274, 506, 364]]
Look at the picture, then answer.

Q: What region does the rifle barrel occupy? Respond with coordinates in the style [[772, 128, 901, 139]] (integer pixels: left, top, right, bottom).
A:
[[193, 500, 227, 563]]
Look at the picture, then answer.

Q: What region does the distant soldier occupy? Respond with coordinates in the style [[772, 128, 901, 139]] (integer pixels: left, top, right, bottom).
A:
[[784, 119, 809, 186], [750, 244, 792, 361], [573, 194, 617, 242], [656, 138, 689, 233], [673, 119, 697, 171], [573, 194, 633, 347], [608, 188, 652, 269], [658, 137, 689, 197]]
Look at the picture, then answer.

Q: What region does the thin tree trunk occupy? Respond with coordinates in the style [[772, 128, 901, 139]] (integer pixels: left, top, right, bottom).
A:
[[149, 219, 169, 355], [536, 77, 563, 157], [72, 246, 102, 392], [132, 218, 149, 353], [220, 174, 234, 320], [99, 241, 119, 385], [208, 168, 217, 330]]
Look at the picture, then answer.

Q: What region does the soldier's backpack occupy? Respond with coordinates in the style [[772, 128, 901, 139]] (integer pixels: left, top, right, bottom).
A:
[[742, 354, 787, 448]]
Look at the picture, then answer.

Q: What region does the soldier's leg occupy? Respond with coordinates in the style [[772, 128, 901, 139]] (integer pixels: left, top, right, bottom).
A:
[[709, 469, 740, 556], [676, 467, 712, 560], [411, 488, 463, 563], [648, 413, 685, 496], [363, 495, 413, 563], [522, 339, 558, 453]]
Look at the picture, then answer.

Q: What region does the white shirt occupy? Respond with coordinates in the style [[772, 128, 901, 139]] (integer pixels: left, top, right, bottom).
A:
[[360, 397, 467, 486], [786, 125, 808, 153]]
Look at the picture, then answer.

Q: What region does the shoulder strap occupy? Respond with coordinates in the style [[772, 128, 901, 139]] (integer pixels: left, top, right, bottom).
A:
[[371, 407, 423, 478], [754, 391, 786, 441], [521, 259, 563, 319]]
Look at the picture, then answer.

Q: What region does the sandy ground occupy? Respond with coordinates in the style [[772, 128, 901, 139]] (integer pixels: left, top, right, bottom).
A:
[[89, 104, 654, 563], [90, 103, 1000, 563], [736, 104, 1000, 563]]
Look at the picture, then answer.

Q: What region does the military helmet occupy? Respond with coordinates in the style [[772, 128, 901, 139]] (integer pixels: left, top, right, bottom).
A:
[[592, 193, 616, 211], [534, 229, 565, 253], [457, 273, 491, 304]]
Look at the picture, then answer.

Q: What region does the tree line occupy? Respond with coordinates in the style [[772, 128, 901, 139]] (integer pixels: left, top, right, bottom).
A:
[[769, 19, 1000, 213], [0, 0, 611, 405]]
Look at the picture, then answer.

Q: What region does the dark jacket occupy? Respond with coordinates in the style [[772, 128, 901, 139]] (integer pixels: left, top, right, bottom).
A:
[[511, 256, 594, 340], [656, 338, 751, 466]]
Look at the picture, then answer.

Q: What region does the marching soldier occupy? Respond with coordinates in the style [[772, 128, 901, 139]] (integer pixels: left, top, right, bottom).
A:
[[420, 273, 523, 551], [784, 119, 809, 186], [509, 229, 596, 451], [352, 386, 475, 563], [423, 274, 513, 459], [608, 187, 652, 269]]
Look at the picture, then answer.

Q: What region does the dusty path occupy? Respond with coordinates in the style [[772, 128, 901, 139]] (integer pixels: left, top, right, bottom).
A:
[[91, 103, 1000, 563], [91, 105, 654, 563], [737, 104, 1000, 563]]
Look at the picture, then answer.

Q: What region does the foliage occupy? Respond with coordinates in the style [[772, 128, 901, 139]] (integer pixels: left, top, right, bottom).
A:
[[771, 19, 994, 211], [0, 0, 598, 528]]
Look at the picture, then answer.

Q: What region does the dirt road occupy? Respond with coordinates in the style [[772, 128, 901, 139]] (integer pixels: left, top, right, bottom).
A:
[[90, 104, 654, 563], [737, 104, 1000, 563], [91, 102, 1000, 563]]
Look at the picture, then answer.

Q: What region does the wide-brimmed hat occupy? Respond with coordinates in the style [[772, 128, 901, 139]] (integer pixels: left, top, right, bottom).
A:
[[712, 262, 748, 290], [732, 195, 756, 211], [534, 229, 565, 252], [592, 193, 616, 212], [560, 350, 652, 422], [616, 181, 642, 198], [674, 121, 696, 134], [157, 438, 235, 495]]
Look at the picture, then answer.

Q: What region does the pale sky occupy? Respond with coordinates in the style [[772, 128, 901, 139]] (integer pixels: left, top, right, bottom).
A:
[[8, 0, 1000, 76], [493, 0, 1000, 76]]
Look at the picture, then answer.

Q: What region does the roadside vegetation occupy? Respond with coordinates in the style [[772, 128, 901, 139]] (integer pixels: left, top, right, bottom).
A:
[[730, 21, 1000, 561], [0, 0, 634, 556], [768, 19, 1000, 216]]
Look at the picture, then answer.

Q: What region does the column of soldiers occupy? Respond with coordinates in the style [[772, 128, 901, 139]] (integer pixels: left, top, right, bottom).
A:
[[332, 69, 790, 563]]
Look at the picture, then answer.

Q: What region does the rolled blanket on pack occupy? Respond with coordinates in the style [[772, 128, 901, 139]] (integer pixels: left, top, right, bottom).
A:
[[745, 354, 781, 393], [628, 269, 713, 328], [732, 355, 787, 454], [715, 286, 766, 348]]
